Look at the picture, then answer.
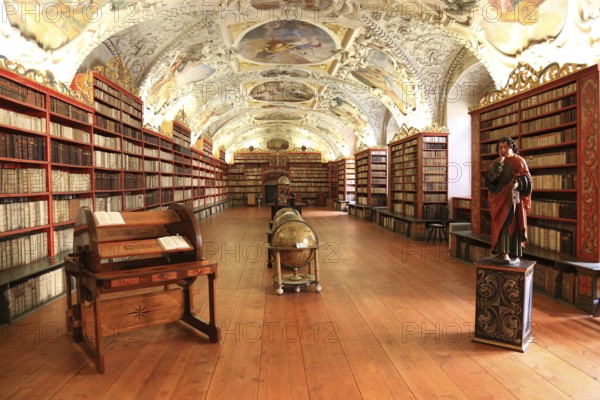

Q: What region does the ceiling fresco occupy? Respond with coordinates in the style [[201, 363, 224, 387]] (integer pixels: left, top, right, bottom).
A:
[[237, 20, 337, 64], [1, 0, 599, 161]]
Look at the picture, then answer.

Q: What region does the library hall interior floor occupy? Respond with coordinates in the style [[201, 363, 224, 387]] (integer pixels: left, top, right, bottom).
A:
[[1, 206, 600, 400]]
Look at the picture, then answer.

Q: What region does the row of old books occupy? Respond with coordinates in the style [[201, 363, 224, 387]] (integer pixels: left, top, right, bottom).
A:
[[528, 225, 574, 254], [5, 267, 66, 319], [521, 109, 577, 134], [530, 199, 577, 219], [520, 94, 576, 120], [480, 102, 518, 121], [480, 124, 519, 142], [54, 226, 73, 254], [0, 75, 46, 108], [531, 170, 577, 190], [123, 125, 143, 140], [520, 127, 577, 149], [0, 131, 46, 161], [52, 197, 93, 224], [0, 231, 48, 271], [0, 167, 46, 194], [51, 170, 91, 192], [124, 173, 144, 189], [51, 141, 92, 165], [480, 112, 518, 129], [521, 83, 576, 107], [50, 121, 90, 143], [0, 199, 48, 233], [49, 97, 92, 124]]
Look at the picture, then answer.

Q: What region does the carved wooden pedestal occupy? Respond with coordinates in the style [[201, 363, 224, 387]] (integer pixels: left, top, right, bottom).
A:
[[473, 257, 536, 352]]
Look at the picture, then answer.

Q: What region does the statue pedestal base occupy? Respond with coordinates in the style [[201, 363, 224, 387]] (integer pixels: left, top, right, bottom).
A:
[[473, 257, 536, 352]]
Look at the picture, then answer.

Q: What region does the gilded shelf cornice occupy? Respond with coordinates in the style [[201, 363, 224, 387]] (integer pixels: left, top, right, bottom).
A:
[[389, 124, 418, 142], [388, 122, 448, 144], [0, 55, 89, 104], [174, 108, 190, 127], [93, 55, 138, 96], [423, 122, 449, 133], [470, 62, 587, 111]]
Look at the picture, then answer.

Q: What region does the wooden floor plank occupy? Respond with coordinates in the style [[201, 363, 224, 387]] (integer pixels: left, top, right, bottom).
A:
[[319, 284, 416, 399], [1, 206, 599, 400]]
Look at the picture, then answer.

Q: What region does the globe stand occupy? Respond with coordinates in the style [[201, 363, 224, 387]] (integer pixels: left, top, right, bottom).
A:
[[271, 248, 321, 295]]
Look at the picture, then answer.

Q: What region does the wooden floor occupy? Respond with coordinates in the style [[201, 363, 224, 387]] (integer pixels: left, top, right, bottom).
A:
[[1, 206, 600, 400]]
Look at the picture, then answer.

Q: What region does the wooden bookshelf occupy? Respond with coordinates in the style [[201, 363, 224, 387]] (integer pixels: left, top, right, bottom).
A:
[[230, 152, 270, 204], [337, 158, 355, 203], [469, 63, 600, 315], [327, 161, 338, 204], [0, 68, 232, 323], [388, 132, 448, 219], [354, 148, 387, 207], [229, 151, 328, 205], [287, 152, 328, 204], [470, 65, 599, 260], [451, 197, 472, 222]]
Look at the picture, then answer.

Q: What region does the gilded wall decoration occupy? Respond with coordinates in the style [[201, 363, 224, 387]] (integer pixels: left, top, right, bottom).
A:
[[579, 75, 599, 260]]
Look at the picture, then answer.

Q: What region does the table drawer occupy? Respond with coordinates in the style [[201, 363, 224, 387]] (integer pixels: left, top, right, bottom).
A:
[[151, 271, 178, 282]]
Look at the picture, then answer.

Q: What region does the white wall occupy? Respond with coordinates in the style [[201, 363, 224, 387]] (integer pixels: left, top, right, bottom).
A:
[[446, 64, 494, 217]]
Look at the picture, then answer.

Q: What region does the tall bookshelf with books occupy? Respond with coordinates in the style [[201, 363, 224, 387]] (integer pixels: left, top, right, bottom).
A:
[[387, 132, 448, 220], [142, 128, 162, 209], [287, 152, 328, 203], [469, 63, 600, 314], [451, 197, 472, 222], [0, 67, 76, 322], [354, 148, 387, 207], [337, 158, 355, 203], [228, 151, 330, 205], [172, 121, 193, 210], [230, 151, 270, 204], [121, 81, 145, 212], [328, 161, 338, 204], [0, 67, 233, 323]]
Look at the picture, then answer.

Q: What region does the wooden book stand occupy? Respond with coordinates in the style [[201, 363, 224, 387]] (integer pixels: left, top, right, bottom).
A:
[[64, 204, 218, 373]]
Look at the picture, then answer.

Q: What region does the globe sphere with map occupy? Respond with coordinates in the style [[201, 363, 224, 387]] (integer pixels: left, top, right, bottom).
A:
[[271, 220, 318, 268]]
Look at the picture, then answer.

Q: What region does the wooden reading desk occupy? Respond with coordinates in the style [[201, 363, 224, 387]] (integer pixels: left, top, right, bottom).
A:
[[64, 204, 219, 373]]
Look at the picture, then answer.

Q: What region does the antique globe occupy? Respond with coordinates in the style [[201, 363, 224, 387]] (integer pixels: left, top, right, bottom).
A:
[[277, 176, 291, 186], [272, 209, 302, 231], [272, 207, 299, 224], [271, 220, 318, 268]]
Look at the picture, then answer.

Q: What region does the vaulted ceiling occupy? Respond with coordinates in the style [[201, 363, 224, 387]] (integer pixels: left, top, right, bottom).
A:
[[1, 0, 599, 161]]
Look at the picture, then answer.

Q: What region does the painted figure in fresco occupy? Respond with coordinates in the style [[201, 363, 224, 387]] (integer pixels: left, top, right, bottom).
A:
[[484, 136, 532, 264]]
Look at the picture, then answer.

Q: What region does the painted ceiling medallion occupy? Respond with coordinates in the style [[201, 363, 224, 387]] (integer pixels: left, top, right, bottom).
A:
[[250, 81, 314, 102], [255, 111, 304, 121], [260, 69, 310, 78], [238, 20, 336, 64], [267, 138, 290, 150], [298, 0, 335, 12]]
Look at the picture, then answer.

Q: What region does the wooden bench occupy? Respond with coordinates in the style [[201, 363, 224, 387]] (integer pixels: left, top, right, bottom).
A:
[[450, 230, 600, 317], [332, 200, 349, 212], [65, 204, 219, 373], [375, 210, 444, 241], [348, 203, 387, 221]]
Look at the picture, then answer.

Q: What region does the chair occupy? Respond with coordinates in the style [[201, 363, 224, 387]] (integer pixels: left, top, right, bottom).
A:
[[426, 206, 449, 244]]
